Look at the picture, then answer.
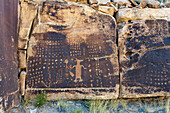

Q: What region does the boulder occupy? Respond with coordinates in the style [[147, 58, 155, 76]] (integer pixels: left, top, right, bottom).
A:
[[116, 8, 170, 23], [114, 0, 132, 8], [114, 0, 131, 4], [147, 1, 160, 8], [25, 1, 119, 99], [69, 0, 88, 4], [97, 0, 110, 4], [118, 19, 170, 98], [139, 0, 147, 8], [164, 3, 170, 8], [98, 6, 115, 16], [129, 0, 138, 6], [89, 0, 98, 4]]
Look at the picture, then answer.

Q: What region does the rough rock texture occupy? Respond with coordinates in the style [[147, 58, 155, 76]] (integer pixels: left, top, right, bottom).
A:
[[68, 0, 87, 4], [0, 0, 19, 112], [114, 0, 132, 8], [18, 1, 38, 49], [97, 0, 110, 4], [164, 3, 170, 8], [129, 0, 138, 6], [98, 6, 115, 16], [116, 8, 170, 23], [25, 1, 119, 99], [119, 19, 170, 98], [89, 0, 98, 4], [20, 71, 26, 96], [18, 50, 27, 69], [147, 1, 160, 8], [139, 1, 147, 8]]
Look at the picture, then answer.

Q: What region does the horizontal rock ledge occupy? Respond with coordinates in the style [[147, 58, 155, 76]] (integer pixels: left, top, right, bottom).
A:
[[116, 8, 170, 23]]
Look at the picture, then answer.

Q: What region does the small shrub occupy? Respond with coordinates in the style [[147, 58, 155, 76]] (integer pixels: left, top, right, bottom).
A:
[[35, 91, 47, 107]]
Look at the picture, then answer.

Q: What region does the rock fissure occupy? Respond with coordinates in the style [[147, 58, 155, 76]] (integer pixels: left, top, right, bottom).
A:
[[25, 7, 39, 65]]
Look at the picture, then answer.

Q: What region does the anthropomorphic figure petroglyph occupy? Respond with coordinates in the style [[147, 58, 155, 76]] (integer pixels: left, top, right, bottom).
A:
[[65, 59, 86, 82]]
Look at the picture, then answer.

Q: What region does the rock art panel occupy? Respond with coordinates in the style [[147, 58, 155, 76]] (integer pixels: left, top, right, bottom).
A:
[[26, 1, 119, 99], [119, 19, 170, 98], [0, 0, 19, 112]]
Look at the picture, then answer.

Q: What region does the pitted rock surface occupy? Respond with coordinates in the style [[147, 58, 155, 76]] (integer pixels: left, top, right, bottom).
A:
[[119, 19, 170, 98], [26, 1, 119, 99], [0, 0, 19, 112]]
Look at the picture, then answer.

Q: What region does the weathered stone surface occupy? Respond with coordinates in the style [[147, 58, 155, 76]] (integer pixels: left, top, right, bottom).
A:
[[114, 0, 131, 4], [114, 0, 132, 8], [139, 1, 147, 8], [97, 0, 110, 4], [147, 1, 160, 8], [164, 3, 170, 8], [18, 50, 27, 69], [68, 0, 88, 4], [0, 0, 19, 112], [119, 19, 170, 98], [18, 1, 38, 49], [26, 1, 119, 99], [89, 0, 98, 4], [129, 0, 138, 6], [98, 6, 115, 16], [20, 71, 26, 96], [116, 8, 170, 23]]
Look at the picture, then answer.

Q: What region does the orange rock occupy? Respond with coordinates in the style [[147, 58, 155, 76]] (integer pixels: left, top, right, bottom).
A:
[[89, 0, 98, 4], [129, 0, 138, 6], [140, 1, 147, 8]]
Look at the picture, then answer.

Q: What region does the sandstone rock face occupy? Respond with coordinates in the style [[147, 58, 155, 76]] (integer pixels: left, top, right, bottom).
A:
[[26, 1, 119, 99], [114, 0, 132, 8], [129, 0, 138, 6], [119, 19, 170, 98], [98, 6, 115, 16], [0, 0, 19, 112], [18, 1, 38, 49], [18, 50, 27, 69], [116, 8, 170, 23], [89, 0, 98, 4], [97, 0, 110, 4]]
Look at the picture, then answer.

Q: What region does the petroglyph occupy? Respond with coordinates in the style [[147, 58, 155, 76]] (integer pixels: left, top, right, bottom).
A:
[[119, 19, 170, 98], [26, 1, 119, 99], [72, 59, 87, 82]]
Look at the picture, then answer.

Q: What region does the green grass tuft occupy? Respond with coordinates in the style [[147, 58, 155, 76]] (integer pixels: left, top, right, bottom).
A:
[[35, 91, 47, 107]]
